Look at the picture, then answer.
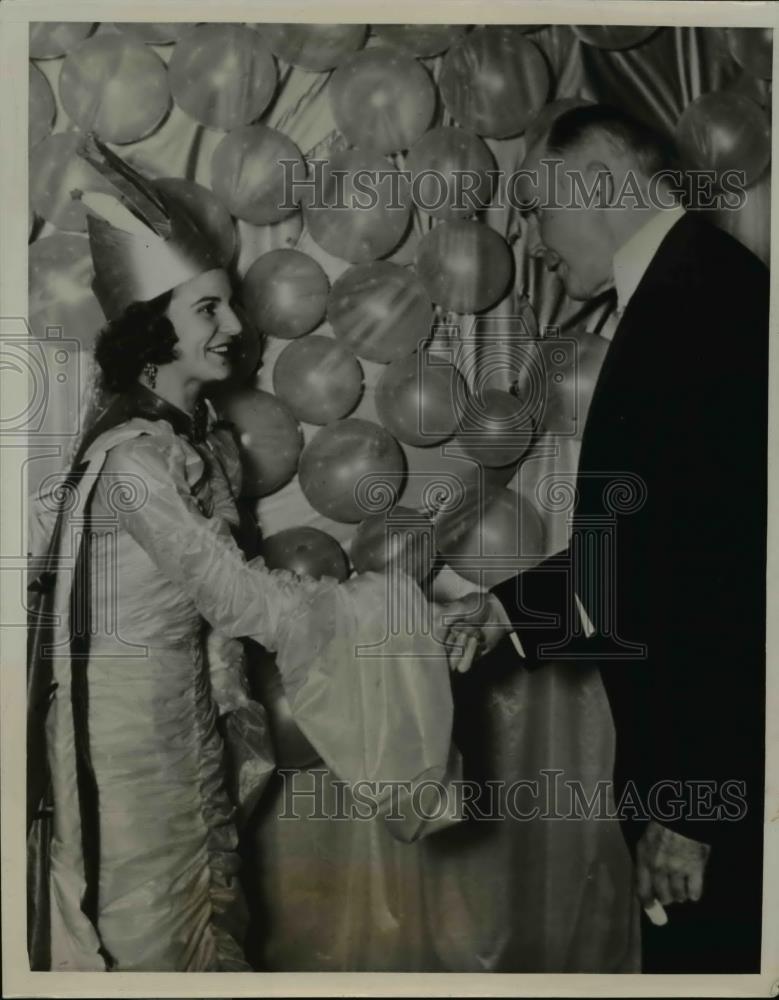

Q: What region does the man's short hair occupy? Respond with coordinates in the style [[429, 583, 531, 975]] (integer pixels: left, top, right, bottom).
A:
[[545, 104, 678, 179]]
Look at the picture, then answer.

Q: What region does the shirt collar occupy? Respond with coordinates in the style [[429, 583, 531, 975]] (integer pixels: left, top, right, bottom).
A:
[[612, 204, 686, 312]]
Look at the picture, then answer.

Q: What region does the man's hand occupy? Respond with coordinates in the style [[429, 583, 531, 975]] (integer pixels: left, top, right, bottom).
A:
[[635, 820, 711, 907], [439, 591, 512, 672]]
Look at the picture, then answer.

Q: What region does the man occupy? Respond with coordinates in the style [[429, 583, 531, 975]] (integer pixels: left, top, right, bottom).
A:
[[445, 105, 768, 973]]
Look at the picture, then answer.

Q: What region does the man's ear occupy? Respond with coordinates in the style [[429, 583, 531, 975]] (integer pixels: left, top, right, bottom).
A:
[[584, 159, 614, 208]]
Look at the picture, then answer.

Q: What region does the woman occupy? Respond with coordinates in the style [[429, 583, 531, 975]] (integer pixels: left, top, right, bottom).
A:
[[27, 136, 456, 972]]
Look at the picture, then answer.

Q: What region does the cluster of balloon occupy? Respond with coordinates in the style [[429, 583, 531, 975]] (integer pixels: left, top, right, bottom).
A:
[[327, 261, 433, 363], [436, 487, 546, 588], [28, 233, 105, 348], [215, 388, 303, 498], [440, 27, 550, 138], [350, 506, 436, 583], [455, 388, 535, 467], [329, 47, 436, 154], [254, 23, 367, 71], [169, 24, 277, 130], [676, 91, 771, 187], [406, 126, 496, 219], [211, 125, 305, 225], [29, 132, 113, 231], [304, 149, 411, 262], [375, 353, 466, 447], [374, 24, 469, 57], [112, 23, 190, 44], [298, 419, 406, 523], [262, 526, 350, 582], [572, 25, 659, 50], [273, 335, 364, 424], [724, 27, 772, 81], [58, 33, 171, 143], [242, 248, 329, 339], [29, 22, 95, 59], [537, 329, 610, 438], [29, 64, 55, 149], [415, 220, 514, 314], [154, 177, 236, 267]]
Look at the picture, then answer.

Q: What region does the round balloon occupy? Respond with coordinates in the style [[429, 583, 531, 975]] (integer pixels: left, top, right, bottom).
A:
[[29, 22, 95, 59], [304, 149, 411, 263], [351, 506, 436, 583], [58, 33, 171, 144], [455, 387, 535, 467], [439, 27, 549, 138], [523, 97, 595, 151], [373, 24, 468, 57], [262, 526, 349, 581], [242, 248, 329, 339], [216, 388, 303, 498], [113, 22, 191, 45], [211, 124, 304, 225], [725, 27, 772, 81], [572, 26, 659, 50], [375, 353, 466, 446], [169, 24, 277, 130], [676, 91, 771, 187], [437, 487, 546, 587], [153, 177, 236, 267], [29, 63, 56, 149], [29, 132, 114, 233], [29, 233, 105, 348], [327, 261, 433, 363], [407, 126, 496, 220], [298, 419, 406, 523], [273, 334, 364, 424], [254, 23, 367, 71], [415, 220, 514, 313], [330, 47, 436, 154]]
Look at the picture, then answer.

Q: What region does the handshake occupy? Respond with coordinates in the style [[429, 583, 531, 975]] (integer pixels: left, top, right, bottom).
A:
[[432, 591, 513, 674]]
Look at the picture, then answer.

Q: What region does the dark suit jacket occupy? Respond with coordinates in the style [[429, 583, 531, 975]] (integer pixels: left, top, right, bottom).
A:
[[491, 213, 768, 847]]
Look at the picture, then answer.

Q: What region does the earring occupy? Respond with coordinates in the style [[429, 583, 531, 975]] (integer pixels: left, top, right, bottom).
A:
[[142, 362, 158, 390]]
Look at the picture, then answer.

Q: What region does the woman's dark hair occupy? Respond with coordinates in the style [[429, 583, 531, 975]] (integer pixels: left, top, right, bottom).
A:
[[94, 289, 178, 393]]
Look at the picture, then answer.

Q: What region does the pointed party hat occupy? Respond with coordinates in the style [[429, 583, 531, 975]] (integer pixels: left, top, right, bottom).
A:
[[74, 133, 222, 320]]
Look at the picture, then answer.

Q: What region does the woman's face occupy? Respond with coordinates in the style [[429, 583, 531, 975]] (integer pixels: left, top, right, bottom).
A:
[[164, 269, 242, 387]]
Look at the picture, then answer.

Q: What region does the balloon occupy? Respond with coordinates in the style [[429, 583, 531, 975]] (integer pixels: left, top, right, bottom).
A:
[[169, 24, 277, 130], [304, 149, 411, 263], [329, 47, 436, 154], [572, 26, 659, 50], [236, 214, 303, 277], [327, 261, 433, 363], [242, 248, 329, 339], [211, 125, 304, 225], [254, 23, 367, 71], [373, 24, 468, 57], [406, 126, 496, 220], [415, 220, 514, 314], [437, 487, 546, 587], [262, 526, 349, 581], [29, 132, 114, 233], [439, 27, 549, 138], [28, 234, 105, 348], [350, 506, 436, 583], [523, 97, 595, 151], [29, 22, 95, 59], [725, 27, 772, 81], [537, 329, 610, 438], [216, 388, 303, 498], [29, 63, 56, 149], [375, 353, 466, 447], [455, 387, 535, 467], [153, 177, 236, 267], [676, 92, 771, 187], [58, 34, 171, 144], [272, 334, 364, 424], [112, 23, 191, 44], [298, 419, 406, 523]]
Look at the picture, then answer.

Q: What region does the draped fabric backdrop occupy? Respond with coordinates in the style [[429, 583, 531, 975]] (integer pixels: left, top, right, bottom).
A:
[[28, 22, 770, 971]]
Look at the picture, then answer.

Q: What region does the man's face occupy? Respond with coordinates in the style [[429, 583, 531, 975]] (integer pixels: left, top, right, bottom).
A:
[[518, 141, 615, 301]]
